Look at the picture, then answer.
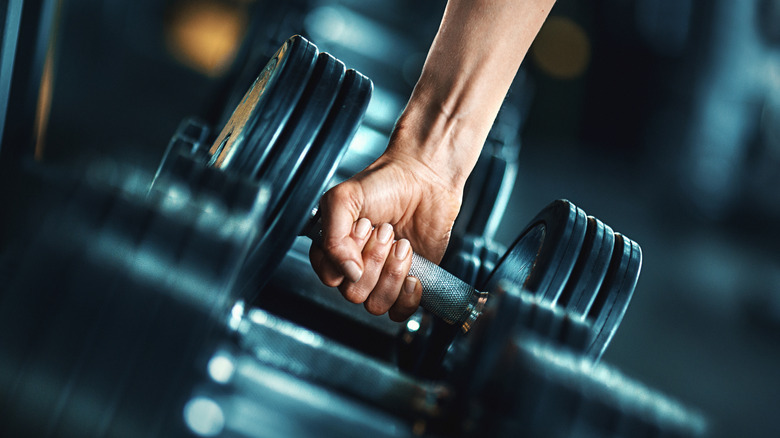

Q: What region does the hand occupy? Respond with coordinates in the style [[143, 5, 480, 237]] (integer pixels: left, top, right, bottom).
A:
[[308, 0, 554, 321], [308, 147, 463, 321]]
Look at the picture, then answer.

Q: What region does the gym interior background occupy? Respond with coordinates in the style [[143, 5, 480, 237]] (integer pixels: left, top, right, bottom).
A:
[[1, 0, 779, 437]]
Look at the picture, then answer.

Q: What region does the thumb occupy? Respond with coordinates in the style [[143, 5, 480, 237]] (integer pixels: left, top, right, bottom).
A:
[[320, 185, 367, 283]]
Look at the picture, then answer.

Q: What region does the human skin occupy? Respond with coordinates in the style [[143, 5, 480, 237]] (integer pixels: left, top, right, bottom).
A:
[[309, 0, 556, 321]]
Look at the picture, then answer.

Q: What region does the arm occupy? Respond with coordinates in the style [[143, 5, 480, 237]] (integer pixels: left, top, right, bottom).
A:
[[309, 0, 555, 321]]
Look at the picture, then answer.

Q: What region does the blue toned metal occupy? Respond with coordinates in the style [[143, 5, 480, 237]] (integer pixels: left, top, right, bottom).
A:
[[0, 0, 24, 155]]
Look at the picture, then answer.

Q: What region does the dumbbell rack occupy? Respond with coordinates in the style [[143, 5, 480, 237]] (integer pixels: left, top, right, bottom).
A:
[[0, 26, 708, 438], [1, 166, 705, 438]]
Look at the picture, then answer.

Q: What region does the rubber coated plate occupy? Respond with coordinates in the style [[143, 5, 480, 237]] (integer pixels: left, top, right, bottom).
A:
[[483, 199, 588, 303], [476, 241, 501, 288], [555, 216, 615, 319], [440, 234, 476, 285], [464, 153, 508, 236], [258, 52, 346, 216], [585, 233, 642, 359], [465, 236, 482, 286], [571, 217, 615, 316], [239, 69, 372, 298], [208, 35, 318, 176]]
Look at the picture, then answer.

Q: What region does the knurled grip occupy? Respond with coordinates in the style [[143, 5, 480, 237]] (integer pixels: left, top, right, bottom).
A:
[[408, 251, 487, 330], [303, 215, 489, 332]]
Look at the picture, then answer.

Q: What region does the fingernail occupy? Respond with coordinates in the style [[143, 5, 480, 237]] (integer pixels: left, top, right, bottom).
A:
[[395, 239, 411, 259], [355, 218, 371, 239], [404, 276, 417, 295], [377, 223, 393, 244], [341, 260, 362, 283]]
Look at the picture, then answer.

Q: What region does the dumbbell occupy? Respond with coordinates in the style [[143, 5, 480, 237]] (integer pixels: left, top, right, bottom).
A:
[[0, 170, 440, 437], [0, 169, 257, 437], [154, 35, 641, 362]]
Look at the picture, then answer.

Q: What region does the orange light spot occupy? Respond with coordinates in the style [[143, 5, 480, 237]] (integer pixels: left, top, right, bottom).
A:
[[166, 0, 248, 77], [531, 16, 591, 80]]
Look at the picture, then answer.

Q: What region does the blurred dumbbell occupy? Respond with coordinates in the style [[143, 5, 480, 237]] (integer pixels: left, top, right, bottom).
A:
[[0, 169, 438, 437], [425, 282, 707, 437], [0, 168, 258, 437]]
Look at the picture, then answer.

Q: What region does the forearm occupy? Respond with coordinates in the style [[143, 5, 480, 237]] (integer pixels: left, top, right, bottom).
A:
[[390, 0, 555, 187]]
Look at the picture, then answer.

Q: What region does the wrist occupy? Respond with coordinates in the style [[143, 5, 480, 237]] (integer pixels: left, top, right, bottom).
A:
[[387, 94, 485, 189]]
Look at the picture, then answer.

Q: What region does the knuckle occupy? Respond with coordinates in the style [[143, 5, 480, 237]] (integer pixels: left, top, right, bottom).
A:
[[365, 249, 388, 266], [341, 285, 368, 304], [383, 264, 406, 282], [364, 298, 387, 316], [326, 184, 360, 211], [323, 239, 343, 256]]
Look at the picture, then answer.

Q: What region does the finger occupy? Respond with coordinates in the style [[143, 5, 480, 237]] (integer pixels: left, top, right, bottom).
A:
[[309, 244, 344, 287], [388, 275, 422, 322], [310, 218, 372, 287], [321, 187, 367, 283], [340, 223, 394, 304], [364, 238, 413, 316], [351, 217, 373, 248]]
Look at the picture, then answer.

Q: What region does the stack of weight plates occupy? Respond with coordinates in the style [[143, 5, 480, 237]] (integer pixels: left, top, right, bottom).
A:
[[0, 172, 254, 437], [155, 35, 373, 299], [482, 199, 642, 359]]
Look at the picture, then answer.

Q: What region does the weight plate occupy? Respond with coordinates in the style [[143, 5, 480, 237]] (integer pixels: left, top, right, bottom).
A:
[[585, 233, 642, 359], [467, 236, 483, 286], [208, 35, 318, 175], [572, 217, 615, 317], [477, 240, 503, 288], [440, 234, 479, 286], [483, 199, 588, 303], [448, 282, 589, 395], [556, 216, 615, 320], [464, 153, 508, 237], [239, 69, 372, 298], [259, 52, 346, 217]]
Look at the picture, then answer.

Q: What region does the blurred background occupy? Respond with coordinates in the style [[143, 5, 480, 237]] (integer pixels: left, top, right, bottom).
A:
[[1, 0, 778, 437]]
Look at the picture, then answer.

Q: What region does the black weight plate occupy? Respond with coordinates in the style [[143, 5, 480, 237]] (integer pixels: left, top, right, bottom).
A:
[[467, 235, 483, 286], [474, 239, 504, 289], [555, 216, 615, 319], [464, 153, 508, 237], [553, 217, 599, 309], [483, 199, 588, 303], [586, 233, 642, 359], [440, 234, 479, 286], [259, 52, 346, 217], [239, 69, 372, 298], [571, 217, 615, 316], [208, 35, 318, 175]]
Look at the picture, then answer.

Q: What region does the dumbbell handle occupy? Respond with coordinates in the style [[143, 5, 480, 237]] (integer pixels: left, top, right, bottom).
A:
[[302, 213, 489, 332]]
